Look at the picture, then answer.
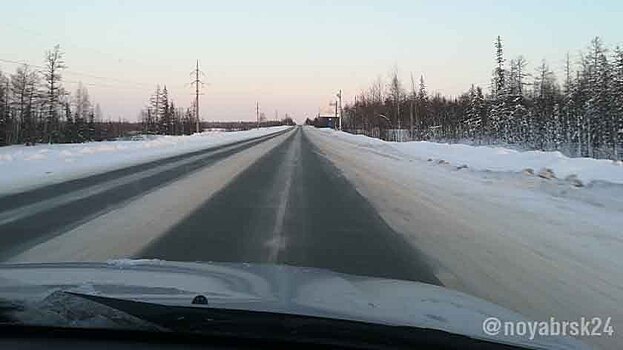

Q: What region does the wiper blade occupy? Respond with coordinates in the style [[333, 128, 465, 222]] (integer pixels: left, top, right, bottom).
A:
[[70, 292, 528, 349]]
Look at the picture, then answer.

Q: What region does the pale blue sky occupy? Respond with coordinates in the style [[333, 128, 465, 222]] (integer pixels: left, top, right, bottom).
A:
[[1, 0, 622, 122]]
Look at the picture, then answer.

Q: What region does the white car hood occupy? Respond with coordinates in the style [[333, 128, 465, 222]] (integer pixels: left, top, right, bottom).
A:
[[0, 260, 588, 350]]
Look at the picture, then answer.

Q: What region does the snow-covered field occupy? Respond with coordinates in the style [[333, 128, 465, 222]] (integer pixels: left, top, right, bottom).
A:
[[306, 127, 623, 349], [0, 126, 290, 195]]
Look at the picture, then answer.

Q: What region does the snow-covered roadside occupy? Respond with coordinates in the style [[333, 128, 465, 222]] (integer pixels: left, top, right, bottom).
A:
[[315, 128, 623, 186], [0, 126, 291, 195], [305, 127, 623, 349]]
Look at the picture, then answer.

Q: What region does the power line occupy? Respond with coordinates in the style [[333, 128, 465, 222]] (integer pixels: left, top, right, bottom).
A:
[[62, 79, 148, 91], [0, 57, 153, 88], [0, 22, 167, 73], [0, 58, 147, 91]]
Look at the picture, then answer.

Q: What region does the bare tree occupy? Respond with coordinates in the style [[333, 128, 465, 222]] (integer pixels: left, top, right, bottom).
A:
[[42, 45, 66, 142], [388, 69, 403, 128], [0, 71, 10, 145], [409, 73, 416, 138], [10, 64, 39, 145], [73, 83, 91, 141]]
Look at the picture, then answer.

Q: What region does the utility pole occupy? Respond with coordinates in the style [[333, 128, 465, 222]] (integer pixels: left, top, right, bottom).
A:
[[190, 60, 205, 133], [256, 102, 260, 128], [336, 89, 342, 130], [410, 73, 415, 140], [329, 101, 337, 129], [354, 96, 358, 131]]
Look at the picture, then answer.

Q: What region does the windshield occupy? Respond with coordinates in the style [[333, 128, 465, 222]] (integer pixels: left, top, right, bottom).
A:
[[0, 1, 621, 349]]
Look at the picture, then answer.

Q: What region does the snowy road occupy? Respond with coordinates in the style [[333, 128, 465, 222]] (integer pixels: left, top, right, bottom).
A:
[[138, 127, 440, 284], [1, 125, 621, 348], [0, 128, 291, 260], [305, 127, 623, 350], [0, 126, 439, 286]]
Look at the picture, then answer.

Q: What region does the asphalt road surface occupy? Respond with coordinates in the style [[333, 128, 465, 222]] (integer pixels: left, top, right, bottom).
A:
[[0, 127, 440, 286]]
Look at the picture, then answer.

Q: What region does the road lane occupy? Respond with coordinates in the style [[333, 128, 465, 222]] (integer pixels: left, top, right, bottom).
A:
[[8, 130, 294, 263], [0, 128, 291, 260], [139, 127, 440, 285]]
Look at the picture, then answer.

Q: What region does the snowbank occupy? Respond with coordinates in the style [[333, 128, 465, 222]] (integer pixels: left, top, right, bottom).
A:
[[317, 128, 623, 185], [0, 126, 291, 194]]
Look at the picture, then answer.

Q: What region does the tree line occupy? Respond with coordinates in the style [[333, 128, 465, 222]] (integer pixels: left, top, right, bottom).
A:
[[340, 36, 623, 160], [0, 46, 293, 147], [139, 85, 198, 136], [0, 46, 114, 145], [138, 85, 295, 135]]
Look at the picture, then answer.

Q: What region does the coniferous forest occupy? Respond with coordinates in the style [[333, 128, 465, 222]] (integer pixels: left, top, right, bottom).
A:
[[338, 36, 623, 160], [3, 37, 622, 160]]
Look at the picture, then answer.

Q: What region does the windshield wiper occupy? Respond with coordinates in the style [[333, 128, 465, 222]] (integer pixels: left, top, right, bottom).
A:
[[64, 292, 527, 349]]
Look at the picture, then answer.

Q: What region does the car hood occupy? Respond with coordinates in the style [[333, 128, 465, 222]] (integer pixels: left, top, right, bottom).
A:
[[0, 260, 587, 349]]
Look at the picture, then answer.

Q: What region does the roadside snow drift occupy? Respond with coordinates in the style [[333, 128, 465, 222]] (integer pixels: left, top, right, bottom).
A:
[[0, 126, 290, 195], [316, 128, 623, 185]]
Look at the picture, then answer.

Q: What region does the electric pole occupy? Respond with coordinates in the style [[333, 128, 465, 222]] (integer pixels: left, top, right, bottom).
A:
[[190, 60, 205, 133], [330, 100, 338, 130], [410, 73, 415, 140], [354, 95, 358, 130], [256, 102, 260, 128], [336, 89, 342, 130]]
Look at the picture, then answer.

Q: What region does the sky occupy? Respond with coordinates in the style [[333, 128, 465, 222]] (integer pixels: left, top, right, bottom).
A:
[[1, 0, 622, 123]]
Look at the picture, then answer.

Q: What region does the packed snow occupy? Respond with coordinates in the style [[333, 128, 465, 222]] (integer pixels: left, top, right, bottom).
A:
[[316, 128, 623, 186], [0, 126, 290, 195], [306, 127, 623, 349]]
